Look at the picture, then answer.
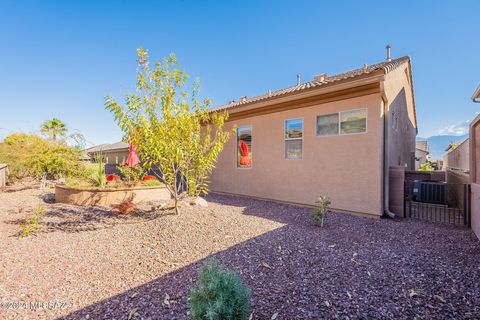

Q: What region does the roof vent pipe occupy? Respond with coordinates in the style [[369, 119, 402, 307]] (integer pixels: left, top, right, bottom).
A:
[[296, 74, 301, 85], [386, 44, 392, 62]]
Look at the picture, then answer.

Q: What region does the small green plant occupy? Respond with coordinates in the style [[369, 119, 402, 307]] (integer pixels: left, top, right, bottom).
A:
[[312, 195, 331, 227], [142, 179, 162, 186], [21, 207, 45, 237], [117, 164, 145, 184], [90, 153, 106, 187], [188, 259, 251, 320]]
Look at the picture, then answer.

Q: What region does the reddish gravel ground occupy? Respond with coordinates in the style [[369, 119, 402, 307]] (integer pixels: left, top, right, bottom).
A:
[[1, 188, 480, 319]]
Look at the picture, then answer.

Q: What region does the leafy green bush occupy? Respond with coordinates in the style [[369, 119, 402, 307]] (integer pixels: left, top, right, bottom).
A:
[[418, 162, 434, 172], [312, 195, 331, 227], [189, 259, 251, 320], [0, 133, 85, 182], [117, 164, 145, 184]]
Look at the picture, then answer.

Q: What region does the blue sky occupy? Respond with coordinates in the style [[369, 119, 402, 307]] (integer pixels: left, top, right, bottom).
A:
[[0, 0, 479, 145]]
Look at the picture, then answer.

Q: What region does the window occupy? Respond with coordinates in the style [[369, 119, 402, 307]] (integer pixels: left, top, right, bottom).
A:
[[285, 118, 303, 159], [316, 113, 339, 136], [340, 109, 367, 134], [316, 108, 367, 136], [237, 126, 252, 168], [115, 156, 119, 164]]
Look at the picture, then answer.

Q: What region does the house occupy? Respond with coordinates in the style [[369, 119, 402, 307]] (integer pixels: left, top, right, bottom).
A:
[[470, 84, 480, 239], [209, 53, 417, 218], [85, 142, 129, 165], [85, 142, 129, 174], [415, 141, 429, 170]]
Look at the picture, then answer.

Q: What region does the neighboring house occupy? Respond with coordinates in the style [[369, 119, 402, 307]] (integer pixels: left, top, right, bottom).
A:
[[85, 142, 129, 165], [443, 139, 469, 172], [470, 84, 480, 240], [209, 55, 417, 218], [415, 141, 429, 170], [436, 159, 445, 171]]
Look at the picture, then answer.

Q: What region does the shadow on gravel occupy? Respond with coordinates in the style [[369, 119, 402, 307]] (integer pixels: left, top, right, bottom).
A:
[[5, 205, 171, 235], [59, 193, 480, 320], [2, 184, 40, 193]]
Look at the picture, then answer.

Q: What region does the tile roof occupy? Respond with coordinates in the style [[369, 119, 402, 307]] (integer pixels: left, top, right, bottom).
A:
[[213, 56, 411, 112], [85, 141, 129, 153]]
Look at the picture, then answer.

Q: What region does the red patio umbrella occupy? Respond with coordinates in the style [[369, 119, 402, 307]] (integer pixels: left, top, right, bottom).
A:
[[238, 140, 251, 166], [125, 143, 140, 167]]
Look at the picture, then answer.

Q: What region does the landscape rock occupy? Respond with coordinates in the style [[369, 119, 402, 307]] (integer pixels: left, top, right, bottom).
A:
[[193, 197, 208, 207]]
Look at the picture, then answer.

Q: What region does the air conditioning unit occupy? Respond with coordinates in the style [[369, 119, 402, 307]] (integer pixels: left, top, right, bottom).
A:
[[412, 180, 446, 204]]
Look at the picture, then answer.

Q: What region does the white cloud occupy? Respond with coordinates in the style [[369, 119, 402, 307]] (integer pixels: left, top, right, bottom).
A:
[[437, 120, 470, 135]]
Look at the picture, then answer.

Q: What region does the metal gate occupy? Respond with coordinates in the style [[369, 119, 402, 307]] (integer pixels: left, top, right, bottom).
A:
[[404, 182, 470, 227]]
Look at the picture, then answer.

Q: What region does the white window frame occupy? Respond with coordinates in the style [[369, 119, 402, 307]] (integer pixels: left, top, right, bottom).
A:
[[316, 108, 368, 137], [285, 118, 303, 160], [236, 125, 252, 169]]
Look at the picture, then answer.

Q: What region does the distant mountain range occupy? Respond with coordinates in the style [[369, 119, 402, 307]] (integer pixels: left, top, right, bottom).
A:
[[417, 134, 468, 160]]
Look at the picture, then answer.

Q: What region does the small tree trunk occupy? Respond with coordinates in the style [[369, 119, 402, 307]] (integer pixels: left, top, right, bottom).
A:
[[174, 196, 179, 215]]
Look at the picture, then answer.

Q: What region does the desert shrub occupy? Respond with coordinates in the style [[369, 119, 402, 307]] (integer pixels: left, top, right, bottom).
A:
[[117, 164, 145, 184], [90, 154, 106, 187], [21, 207, 45, 237], [0, 133, 85, 182], [312, 195, 331, 227], [142, 180, 162, 186], [112, 199, 135, 214], [188, 259, 251, 320], [64, 163, 96, 187]]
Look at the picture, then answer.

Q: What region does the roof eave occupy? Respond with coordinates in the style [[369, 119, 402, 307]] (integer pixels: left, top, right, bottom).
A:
[[221, 71, 386, 116], [86, 147, 129, 156]]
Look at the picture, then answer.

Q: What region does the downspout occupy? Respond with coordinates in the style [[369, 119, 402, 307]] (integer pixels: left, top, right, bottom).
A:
[[381, 82, 396, 219]]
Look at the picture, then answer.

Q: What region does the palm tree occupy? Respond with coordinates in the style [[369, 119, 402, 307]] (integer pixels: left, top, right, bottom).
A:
[[40, 118, 67, 142]]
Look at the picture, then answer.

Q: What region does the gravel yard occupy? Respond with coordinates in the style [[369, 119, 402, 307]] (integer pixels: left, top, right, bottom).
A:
[[1, 188, 480, 319]]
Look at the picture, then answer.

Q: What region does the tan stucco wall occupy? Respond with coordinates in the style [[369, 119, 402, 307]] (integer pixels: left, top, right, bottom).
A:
[[471, 183, 480, 241], [470, 116, 480, 240], [104, 150, 129, 165], [445, 138, 469, 172], [383, 63, 417, 170], [470, 115, 480, 183], [210, 93, 384, 217]]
